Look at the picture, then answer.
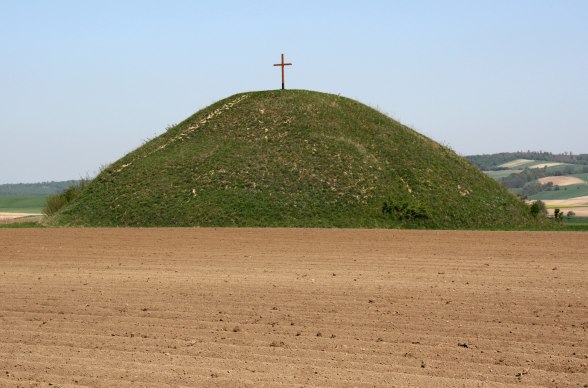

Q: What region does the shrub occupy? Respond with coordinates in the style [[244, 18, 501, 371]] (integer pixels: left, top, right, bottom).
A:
[[382, 199, 430, 221], [44, 180, 88, 216], [529, 200, 547, 217], [520, 181, 541, 197], [553, 208, 564, 224]]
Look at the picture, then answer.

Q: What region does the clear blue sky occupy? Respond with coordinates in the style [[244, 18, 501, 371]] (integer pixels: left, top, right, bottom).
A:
[[1, 0, 587, 183]]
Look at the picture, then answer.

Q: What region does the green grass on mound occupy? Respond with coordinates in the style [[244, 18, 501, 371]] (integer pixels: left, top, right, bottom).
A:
[[53, 90, 543, 229]]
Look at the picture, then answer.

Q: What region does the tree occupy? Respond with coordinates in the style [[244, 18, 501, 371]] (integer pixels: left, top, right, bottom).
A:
[[553, 208, 564, 224], [529, 200, 547, 217]]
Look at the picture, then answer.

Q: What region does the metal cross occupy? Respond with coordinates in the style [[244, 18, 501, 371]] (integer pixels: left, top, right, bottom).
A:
[[273, 53, 292, 90]]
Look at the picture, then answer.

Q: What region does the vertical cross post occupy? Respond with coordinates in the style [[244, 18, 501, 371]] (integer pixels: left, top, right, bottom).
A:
[[273, 53, 292, 90]]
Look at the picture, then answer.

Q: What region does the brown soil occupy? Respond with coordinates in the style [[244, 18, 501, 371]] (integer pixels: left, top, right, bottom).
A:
[[537, 176, 586, 187], [1, 228, 586, 387], [529, 162, 564, 169], [543, 196, 588, 206], [0, 212, 42, 222], [547, 207, 588, 217], [0, 215, 43, 226], [498, 159, 533, 168]]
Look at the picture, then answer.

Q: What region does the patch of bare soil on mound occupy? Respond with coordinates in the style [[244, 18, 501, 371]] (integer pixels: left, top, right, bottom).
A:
[[0, 229, 586, 387]]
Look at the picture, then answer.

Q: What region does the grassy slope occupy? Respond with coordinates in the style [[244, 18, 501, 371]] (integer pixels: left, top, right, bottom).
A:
[[499, 160, 570, 169], [55, 90, 540, 228], [528, 172, 588, 200], [0, 222, 44, 229], [529, 185, 588, 200], [485, 163, 579, 183], [0, 196, 46, 213], [511, 160, 539, 169], [563, 216, 588, 225], [560, 216, 588, 231], [484, 170, 523, 180]]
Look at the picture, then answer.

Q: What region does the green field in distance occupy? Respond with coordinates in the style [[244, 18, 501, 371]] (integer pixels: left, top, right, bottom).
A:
[[0, 196, 46, 213]]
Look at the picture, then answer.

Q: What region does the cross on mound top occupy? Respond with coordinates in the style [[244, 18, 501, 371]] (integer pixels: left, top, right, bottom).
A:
[[273, 53, 292, 90]]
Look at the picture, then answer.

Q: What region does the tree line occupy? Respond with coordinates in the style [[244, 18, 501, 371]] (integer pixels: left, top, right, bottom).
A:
[[0, 180, 80, 196], [466, 151, 588, 170]]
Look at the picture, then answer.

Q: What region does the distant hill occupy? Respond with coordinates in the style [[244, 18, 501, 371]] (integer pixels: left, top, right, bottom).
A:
[[53, 90, 540, 229], [466, 152, 588, 171], [466, 152, 588, 193], [466, 153, 588, 220], [0, 180, 79, 196]]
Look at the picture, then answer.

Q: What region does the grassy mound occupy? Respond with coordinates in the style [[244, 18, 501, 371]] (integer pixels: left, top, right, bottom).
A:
[[54, 90, 540, 228]]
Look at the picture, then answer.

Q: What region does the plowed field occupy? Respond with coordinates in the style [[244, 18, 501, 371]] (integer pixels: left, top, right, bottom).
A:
[[1, 229, 586, 387], [537, 176, 586, 187]]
